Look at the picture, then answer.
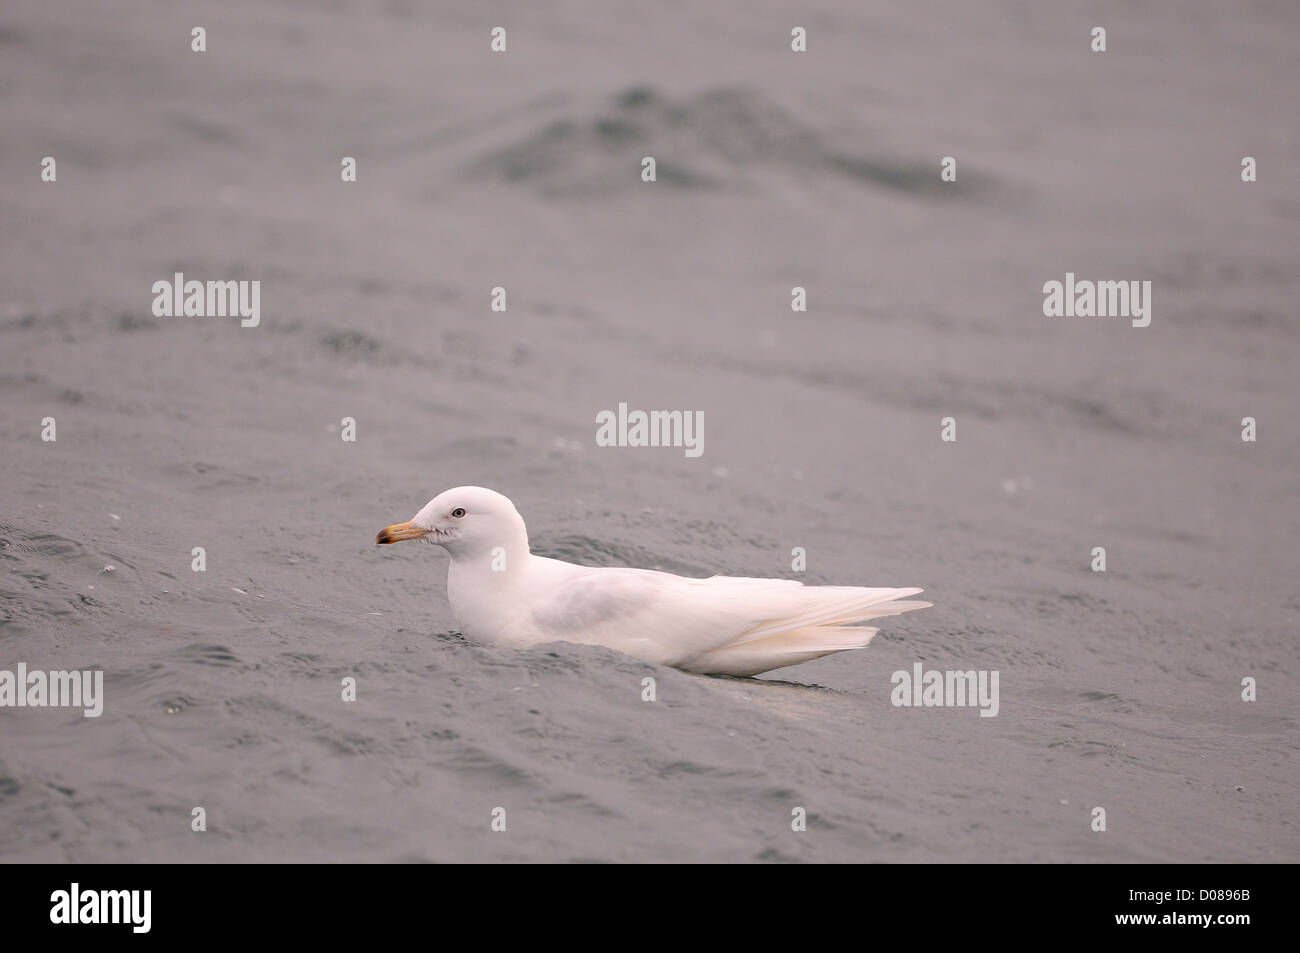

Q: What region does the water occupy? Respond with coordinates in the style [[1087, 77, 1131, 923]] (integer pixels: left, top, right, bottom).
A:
[[1, 0, 1297, 862]]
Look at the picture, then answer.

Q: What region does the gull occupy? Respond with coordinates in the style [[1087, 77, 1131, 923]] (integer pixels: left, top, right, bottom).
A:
[[375, 486, 930, 677]]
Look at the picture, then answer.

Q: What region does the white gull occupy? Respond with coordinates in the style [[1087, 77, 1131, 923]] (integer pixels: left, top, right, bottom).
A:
[[376, 486, 929, 677]]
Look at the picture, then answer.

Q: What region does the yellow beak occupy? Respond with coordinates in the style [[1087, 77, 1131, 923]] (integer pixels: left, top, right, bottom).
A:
[[375, 520, 429, 545]]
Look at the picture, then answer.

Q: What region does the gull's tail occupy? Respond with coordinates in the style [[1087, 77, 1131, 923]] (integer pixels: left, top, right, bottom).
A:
[[684, 586, 930, 677]]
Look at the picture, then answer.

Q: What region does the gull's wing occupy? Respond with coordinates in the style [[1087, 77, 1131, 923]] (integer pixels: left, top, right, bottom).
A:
[[518, 564, 928, 675]]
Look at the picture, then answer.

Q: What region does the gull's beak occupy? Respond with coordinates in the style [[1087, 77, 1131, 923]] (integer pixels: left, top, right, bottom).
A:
[[375, 520, 429, 545]]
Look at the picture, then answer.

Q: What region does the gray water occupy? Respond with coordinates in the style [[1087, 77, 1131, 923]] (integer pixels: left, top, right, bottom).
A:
[[1, 0, 1297, 862]]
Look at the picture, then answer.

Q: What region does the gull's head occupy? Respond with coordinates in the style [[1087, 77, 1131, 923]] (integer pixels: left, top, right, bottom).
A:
[[375, 486, 528, 558]]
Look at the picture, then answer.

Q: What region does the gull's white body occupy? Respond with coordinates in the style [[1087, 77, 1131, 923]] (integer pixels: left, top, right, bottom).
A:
[[378, 486, 930, 677]]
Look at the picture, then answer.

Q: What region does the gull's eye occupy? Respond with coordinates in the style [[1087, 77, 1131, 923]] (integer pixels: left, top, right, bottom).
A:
[[450, 507, 467, 519]]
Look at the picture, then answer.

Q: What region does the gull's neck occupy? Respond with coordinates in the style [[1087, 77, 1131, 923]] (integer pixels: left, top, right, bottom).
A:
[[445, 532, 533, 639]]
